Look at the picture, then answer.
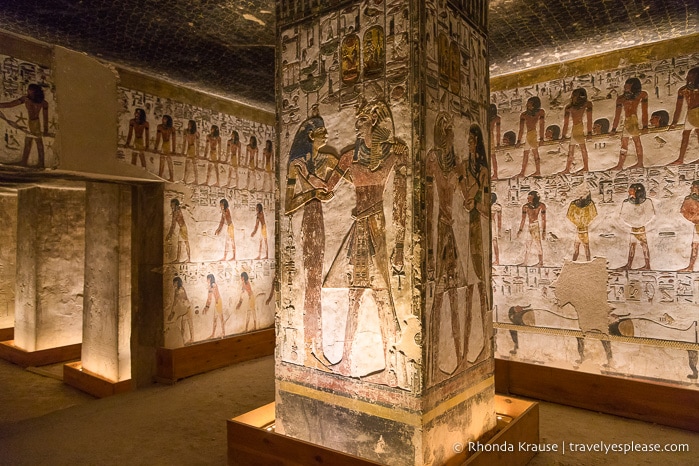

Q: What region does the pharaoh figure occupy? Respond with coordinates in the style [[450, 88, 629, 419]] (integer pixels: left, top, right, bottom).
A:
[[324, 98, 408, 386]]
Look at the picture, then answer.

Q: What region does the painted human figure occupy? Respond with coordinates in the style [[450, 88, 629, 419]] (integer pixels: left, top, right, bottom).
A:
[[168, 276, 194, 345], [262, 139, 274, 190], [517, 96, 545, 177], [202, 273, 225, 339], [0, 83, 49, 168], [517, 191, 546, 267], [425, 113, 468, 380], [251, 203, 269, 260], [214, 198, 236, 261], [155, 114, 176, 181], [560, 88, 593, 174], [611, 77, 648, 170], [679, 180, 699, 271], [617, 183, 655, 270], [324, 99, 408, 383], [669, 67, 699, 165], [462, 123, 491, 367], [566, 189, 598, 261], [166, 198, 191, 263], [204, 125, 222, 186], [492, 193, 502, 266], [125, 108, 149, 168], [488, 103, 501, 180], [226, 130, 241, 188], [263, 139, 273, 173], [235, 272, 257, 332], [247, 135, 259, 190], [285, 110, 338, 367], [182, 120, 200, 184]]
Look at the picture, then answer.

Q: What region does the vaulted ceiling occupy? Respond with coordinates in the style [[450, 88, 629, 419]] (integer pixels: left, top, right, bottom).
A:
[[0, 0, 696, 109]]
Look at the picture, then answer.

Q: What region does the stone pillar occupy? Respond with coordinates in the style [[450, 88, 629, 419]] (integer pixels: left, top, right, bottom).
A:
[[15, 183, 85, 352], [82, 182, 131, 382], [0, 190, 17, 331], [275, 1, 494, 464]]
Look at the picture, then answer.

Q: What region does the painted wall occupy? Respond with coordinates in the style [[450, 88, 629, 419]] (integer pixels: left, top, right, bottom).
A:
[[491, 45, 699, 387], [115, 88, 276, 349]]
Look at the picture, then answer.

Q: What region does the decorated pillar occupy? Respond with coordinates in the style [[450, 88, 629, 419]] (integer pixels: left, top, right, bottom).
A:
[[275, 0, 494, 464], [81, 182, 131, 382], [15, 183, 85, 352]]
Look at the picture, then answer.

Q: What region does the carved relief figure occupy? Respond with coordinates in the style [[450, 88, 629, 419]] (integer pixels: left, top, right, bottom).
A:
[[205, 124, 222, 186], [492, 193, 502, 265], [679, 180, 699, 271], [202, 273, 225, 339], [560, 88, 593, 174], [215, 198, 236, 261], [463, 123, 491, 365], [235, 272, 257, 332], [155, 115, 176, 181], [517, 191, 546, 267], [182, 120, 200, 184], [324, 99, 407, 384], [670, 67, 699, 165], [166, 198, 191, 263], [611, 77, 648, 170], [488, 104, 501, 180], [247, 135, 259, 190], [168, 276, 194, 345], [566, 189, 597, 261], [251, 203, 269, 260], [616, 183, 655, 270], [517, 96, 545, 177], [285, 111, 338, 366], [0, 83, 49, 168], [425, 113, 467, 381], [125, 108, 149, 168], [226, 130, 241, 188]]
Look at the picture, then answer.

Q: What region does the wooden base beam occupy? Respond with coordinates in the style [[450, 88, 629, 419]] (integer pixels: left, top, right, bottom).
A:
[[227, 396, 539, 466], [0, 340, 81, 367], [156, 328, 274, 383], [63, 361, 132, 398], [495, 358, 699, 432], [0, 327, 13, 341], [0, 327, 15, 341]]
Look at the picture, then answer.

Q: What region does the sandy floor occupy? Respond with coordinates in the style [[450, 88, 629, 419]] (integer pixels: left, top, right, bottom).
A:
[[0, 355, 697, 465]]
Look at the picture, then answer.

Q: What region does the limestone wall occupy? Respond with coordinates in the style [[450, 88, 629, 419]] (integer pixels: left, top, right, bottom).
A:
[[0, 191, 17, 330]]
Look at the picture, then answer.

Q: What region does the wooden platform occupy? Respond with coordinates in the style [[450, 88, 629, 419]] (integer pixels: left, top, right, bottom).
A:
[[0, 327, 13, 341], [156, 328, 274, 383], [495, 358, 699, 432], [0, 340, 81, 367], [63, 361, 132, 398], [227, 396, 539, 466]]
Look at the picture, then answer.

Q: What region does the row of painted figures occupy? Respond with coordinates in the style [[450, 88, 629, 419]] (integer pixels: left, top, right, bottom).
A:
[[124, 112, 274, 185], [167, 198, 269, 263], [489, 67, 699, 179], [495, 181, 699, 271]]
